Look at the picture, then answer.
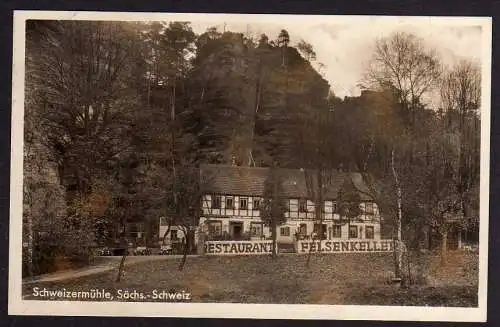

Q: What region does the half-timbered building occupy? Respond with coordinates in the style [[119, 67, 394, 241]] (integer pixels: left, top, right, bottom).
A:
[[198, 164, 384, 244]]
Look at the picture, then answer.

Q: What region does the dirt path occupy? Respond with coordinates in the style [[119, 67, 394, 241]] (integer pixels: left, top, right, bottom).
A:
[[22, 255, 196, 285]]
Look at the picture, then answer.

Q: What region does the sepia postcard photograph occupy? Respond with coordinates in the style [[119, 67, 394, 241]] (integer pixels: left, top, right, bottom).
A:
[[9, 10, 491, 321]]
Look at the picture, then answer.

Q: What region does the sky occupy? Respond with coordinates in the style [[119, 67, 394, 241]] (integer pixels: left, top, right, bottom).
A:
[[188, 19, 483, 100]]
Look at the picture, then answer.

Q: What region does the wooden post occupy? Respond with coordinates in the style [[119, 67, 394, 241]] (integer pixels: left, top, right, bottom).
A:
[[197, 231, 205, 255]]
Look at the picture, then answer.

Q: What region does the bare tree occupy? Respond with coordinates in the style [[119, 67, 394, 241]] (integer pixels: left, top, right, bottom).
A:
[[364, 32, 441, 125], [440, 60, 481, 116], [440, 59, 481, 214], [438, 59, 481, 256], [361, 32, 442, 281]]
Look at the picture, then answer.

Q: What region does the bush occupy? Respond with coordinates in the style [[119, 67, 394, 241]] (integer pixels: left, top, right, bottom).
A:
[[24, 235, 95, 276], [23, 213, 98, 276]]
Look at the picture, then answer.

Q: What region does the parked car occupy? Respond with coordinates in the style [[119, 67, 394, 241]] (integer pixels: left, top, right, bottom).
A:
[[461, 243, 479, 252], [159, 245, 173, 255], [133, 246, 152, 256], [96, 247, 112, 256]]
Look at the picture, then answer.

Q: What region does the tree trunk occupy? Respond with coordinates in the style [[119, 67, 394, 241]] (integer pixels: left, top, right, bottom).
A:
[[271, 219, 277, 258], [391, 149, 403, 281], [458, 229, 462, 249], [316, 169, 324, 241], [178, 229, 190, 271], [306, 232, 315, 268], [115, 247, 128, 282], [170, 78, 179, 245], [271, 172, 278, 259], [247, 67, 264, 167], [115, 217, 129, 282], [441, 230, 448, 264], [161, 223, 172, 245], [26, 211, 34, 277], [171, 80, 177, 190], [282, 46, 285, 67], [363, 137, 375, 173]]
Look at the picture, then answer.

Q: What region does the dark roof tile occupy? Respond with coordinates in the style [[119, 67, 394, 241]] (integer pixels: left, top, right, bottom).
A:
[[200, 164, 374, 200]]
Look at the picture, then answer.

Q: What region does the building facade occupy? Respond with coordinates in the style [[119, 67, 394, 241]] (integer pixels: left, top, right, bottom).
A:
[[197, 165, 384, 244], [157, 165, 476, 252]]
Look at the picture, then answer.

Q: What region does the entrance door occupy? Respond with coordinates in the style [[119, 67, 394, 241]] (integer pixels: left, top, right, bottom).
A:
[[230, 222, 244, 240], [314, 223, 327, 240], [299, 224, 307, 237]]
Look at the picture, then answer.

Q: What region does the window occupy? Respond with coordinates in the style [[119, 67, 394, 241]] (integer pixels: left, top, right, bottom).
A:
[[250, 222, 263, 237], [253, 199, 261, 210], [280, 226, 290, 236], [160, 217, 168, 226], [332, 202, 337, 213], [240, 197, 248, 210], [299, 224, 307, 235], [349, 225, 358, 239], [171, 229, 178, 241], [323, 201, 336, 215], [365, 203, 374, 215], [314, 224, 327, 240], [208, 220, 222, 236], [365, 226, 374, 239], [299, 199, 307, 212], [212, 196, 221, 209], [332, 225, 342, 238], [226, 197, 234, 209]]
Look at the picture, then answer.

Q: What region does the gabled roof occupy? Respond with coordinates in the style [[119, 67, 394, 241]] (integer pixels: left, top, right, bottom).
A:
[[199, 164, 374, 201]]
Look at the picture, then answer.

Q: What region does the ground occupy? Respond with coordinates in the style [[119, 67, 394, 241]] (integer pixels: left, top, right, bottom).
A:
[[22, 251, 478, 306]]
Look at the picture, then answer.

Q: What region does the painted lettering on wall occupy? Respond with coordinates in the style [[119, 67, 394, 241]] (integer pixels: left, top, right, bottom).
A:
[[297, 240, 394, 253], [204, 241, 274, 255]]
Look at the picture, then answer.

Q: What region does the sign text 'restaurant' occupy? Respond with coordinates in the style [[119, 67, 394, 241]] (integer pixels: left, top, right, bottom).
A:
[[297, 240, 394, 253], [204, 240, 274, 255]]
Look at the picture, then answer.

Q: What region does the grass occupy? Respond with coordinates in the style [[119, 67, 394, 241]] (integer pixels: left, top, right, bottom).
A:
[[22, 251, 478, 306]]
